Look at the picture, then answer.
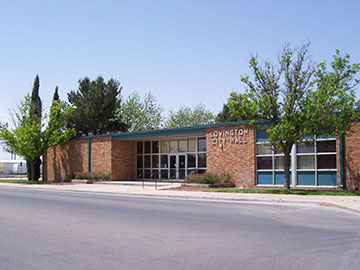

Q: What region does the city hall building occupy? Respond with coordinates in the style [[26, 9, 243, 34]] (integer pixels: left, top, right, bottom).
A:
[[43, 121, 360, 190]]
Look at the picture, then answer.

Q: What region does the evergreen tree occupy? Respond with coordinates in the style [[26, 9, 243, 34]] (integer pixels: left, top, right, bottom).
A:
[[53, 86, 59, 101], [215, 103, 237, 123], [30, 75, 42, 120], [67, 76, 127, 135], [27, 75, 42, 180]]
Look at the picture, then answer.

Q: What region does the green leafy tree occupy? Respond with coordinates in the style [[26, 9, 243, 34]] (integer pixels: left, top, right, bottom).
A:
[[0, 95, 76, 180], [121, 91, 163, 132], [163, 104, 215, 128], [67, 76, 127, 136], [228, 44, 360, 189]]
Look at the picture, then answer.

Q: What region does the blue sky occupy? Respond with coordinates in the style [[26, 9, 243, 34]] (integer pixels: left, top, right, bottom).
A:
[[1, 0, 360, 158]]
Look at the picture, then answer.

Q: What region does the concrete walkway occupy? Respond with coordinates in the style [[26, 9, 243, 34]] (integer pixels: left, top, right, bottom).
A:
[[0, 181, 359, 213]]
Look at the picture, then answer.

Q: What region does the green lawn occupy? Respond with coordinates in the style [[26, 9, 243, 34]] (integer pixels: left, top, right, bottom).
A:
[[203, 188, 360, 196], [0, 180, 52, 185]]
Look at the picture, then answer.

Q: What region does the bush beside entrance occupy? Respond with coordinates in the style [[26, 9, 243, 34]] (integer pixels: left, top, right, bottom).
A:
[[64, 172, 110, 182], [186, 173, 232, 185]]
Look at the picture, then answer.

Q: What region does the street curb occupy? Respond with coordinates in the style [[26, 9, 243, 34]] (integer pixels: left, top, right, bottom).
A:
[[322, 201, 360, 214], [1, 184, 359, 214]]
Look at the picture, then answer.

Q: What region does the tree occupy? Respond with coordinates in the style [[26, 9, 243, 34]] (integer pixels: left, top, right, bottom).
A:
[[30, 75, 42, 120], [26, 75, 42, 180], [215, 103, 238, 123], [163, 104, 215, 128], [121, 91, 163, 132], [228, 44, 360, 189], [67, 76, 127, 136], [0, 94, 76, 180], [53, 86, 59, 101]]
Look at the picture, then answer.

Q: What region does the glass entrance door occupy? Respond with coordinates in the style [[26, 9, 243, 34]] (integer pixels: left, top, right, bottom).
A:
[[169, 154, 186, 180], [170, 155, 177, 180]]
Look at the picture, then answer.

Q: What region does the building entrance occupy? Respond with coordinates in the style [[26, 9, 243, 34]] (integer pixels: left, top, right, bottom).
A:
[[136, 137, 206, 181], [169, 154, 186, 180]]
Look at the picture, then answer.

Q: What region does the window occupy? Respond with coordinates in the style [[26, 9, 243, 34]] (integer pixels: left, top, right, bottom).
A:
[[152, 155, 159, 168], [160, 141, 168, 153], [198, 138, 206, 152], [297, 155, 315, 169], [144, 156, 151, 168], [188, 138, 196, 152], [161, 155, 168, 168], [297, 142, 314, 153], [144, 141, 151, 154], [169, 140, 177, 153], [152, 141, 159, 153], [198, 153, 206, 168], [137, 142, 143, 154], [256, 131, 337, 187], [178, 139, 187, 152], [137, 137, 206, 180], [257, 157, 272, 170], [187, 154, 196, 168], [137, 156, 143, 168]]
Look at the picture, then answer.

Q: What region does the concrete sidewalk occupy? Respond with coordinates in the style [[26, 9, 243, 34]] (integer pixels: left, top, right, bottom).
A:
[[0, 181, 359, 213]]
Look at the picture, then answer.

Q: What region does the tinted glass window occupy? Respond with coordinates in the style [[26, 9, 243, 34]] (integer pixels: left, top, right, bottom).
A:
[[317, 155, 336, 169], [317, 140, 336, 153], [137, 142, 143, 154], [137, 156, 143, 168], [160, 155, 168, 168], [297, 142, 314, 153], [198, 138, 206, 152], [152, 155, 159, 168], [144, 141, 151, 154], [187, 154, 196, 168], [198, 153, 206, 167], [144, 156, 151, 168], [152, 141, 159, 153], [257, 157, 272, 170]]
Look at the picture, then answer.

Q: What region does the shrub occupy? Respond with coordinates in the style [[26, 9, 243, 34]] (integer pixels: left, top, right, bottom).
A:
[[64, 173, 75, 182], [73, 172, 110, 181], [186, 172, 232, 185]]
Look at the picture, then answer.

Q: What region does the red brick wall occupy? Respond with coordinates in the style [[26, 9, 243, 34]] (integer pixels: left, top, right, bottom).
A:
[[344, 123, 360, 190], [206, 125, 255, 187], [44, 139, 88, 181], [111, 140, 136, 180], [90, 137, 112, 174]]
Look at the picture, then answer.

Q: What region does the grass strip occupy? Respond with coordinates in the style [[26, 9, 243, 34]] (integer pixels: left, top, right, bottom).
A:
[[203, 189, 360, 196], [0, 180, 52, 185]]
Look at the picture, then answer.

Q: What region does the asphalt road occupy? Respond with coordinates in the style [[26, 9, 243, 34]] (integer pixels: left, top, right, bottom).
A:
[[0, 186, 359, 270]]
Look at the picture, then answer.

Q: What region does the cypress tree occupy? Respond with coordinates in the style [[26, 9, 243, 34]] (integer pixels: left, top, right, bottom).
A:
[[53, 86, 59, 101], [27, 75, 42, 181]]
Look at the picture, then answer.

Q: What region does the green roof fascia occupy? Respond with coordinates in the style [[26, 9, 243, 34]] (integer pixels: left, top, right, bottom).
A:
[[71, 119, 269, 141]]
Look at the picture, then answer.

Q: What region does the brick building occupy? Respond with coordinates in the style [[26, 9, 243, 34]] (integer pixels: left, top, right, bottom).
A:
[[43, 121, 360, 190]]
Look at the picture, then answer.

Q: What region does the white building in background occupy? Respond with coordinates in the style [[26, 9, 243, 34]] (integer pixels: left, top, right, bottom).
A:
[[0, 160, 27, 175]]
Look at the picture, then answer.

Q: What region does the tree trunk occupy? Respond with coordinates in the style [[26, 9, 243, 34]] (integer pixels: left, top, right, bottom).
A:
[[26, 158, 41, 181], [283, 145, 292, 190], [29, 160, 36, 181]]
